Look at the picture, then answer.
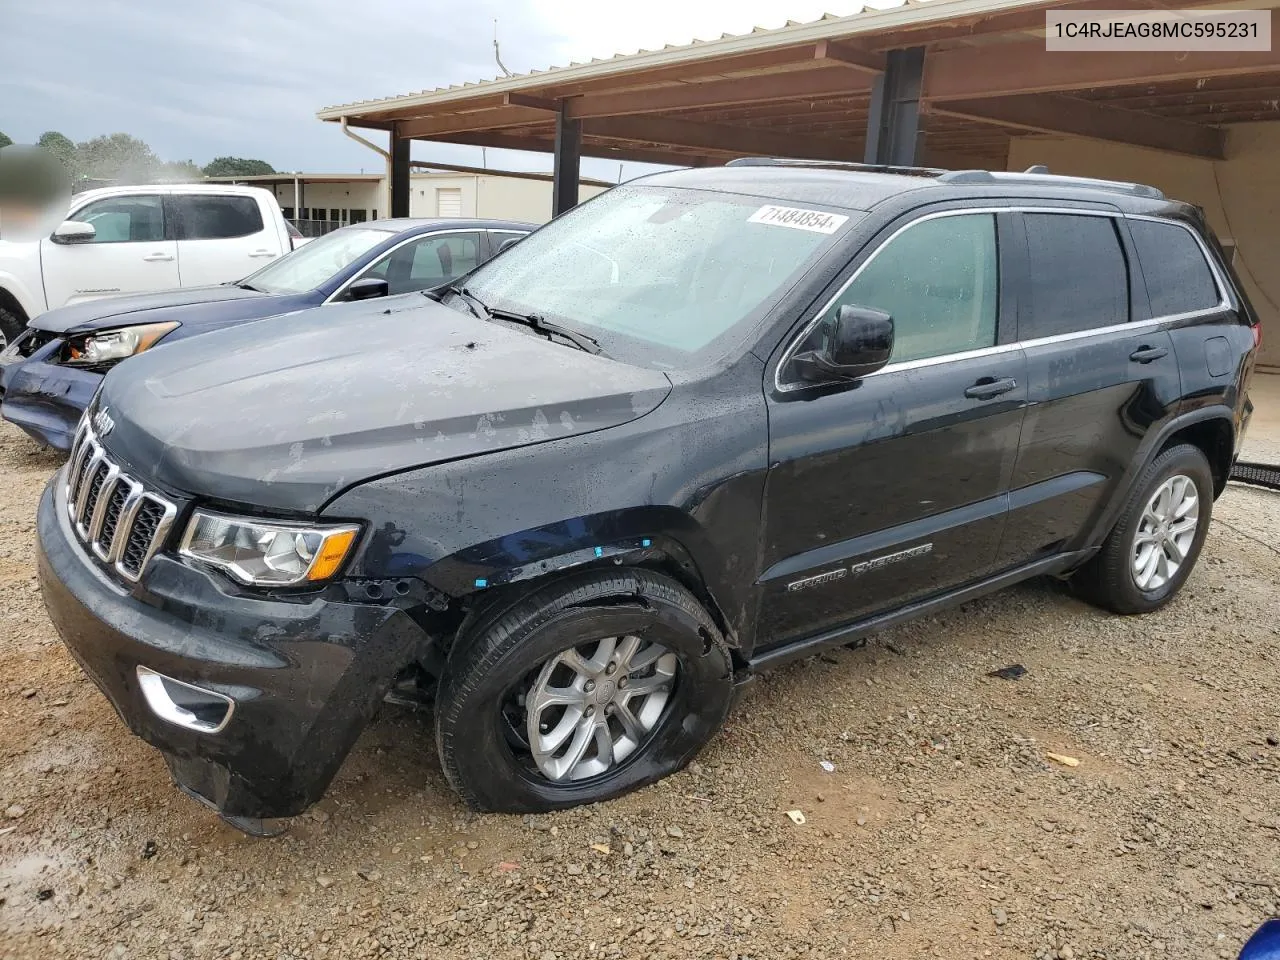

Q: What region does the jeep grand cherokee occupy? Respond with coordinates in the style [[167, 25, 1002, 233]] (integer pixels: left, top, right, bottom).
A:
[[35, 160, 1260, 830]]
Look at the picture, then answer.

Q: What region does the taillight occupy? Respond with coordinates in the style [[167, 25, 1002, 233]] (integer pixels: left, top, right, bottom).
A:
[[1253, 322, 1263, 351]]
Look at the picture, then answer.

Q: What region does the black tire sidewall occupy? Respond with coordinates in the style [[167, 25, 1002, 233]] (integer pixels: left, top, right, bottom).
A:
[[1106, 445, 1214, 612], [0, 306, 23, 348], [436, 573, 733, 812]]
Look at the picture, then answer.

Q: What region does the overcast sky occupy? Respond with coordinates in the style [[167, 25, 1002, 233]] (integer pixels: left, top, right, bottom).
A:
[[0, 0, 901, 181]]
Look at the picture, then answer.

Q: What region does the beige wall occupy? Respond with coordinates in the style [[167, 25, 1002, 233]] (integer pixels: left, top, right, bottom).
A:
[[406, 174, 609, 224], [1007, 124, 1280, 369], [268, 181, 382, 220], [264, 174, 612, 226]]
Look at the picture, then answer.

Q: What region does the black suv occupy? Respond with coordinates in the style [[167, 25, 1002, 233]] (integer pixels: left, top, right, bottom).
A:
[[36, 161, 1260, 830]]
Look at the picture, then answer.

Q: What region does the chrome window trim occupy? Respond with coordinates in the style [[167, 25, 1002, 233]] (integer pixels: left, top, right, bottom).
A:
[[1122, 213, 1232, 318], [774, 206, 1234, 394], [323, 228, 485, 304]]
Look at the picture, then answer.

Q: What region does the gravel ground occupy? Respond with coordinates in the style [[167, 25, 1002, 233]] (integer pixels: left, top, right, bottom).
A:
[[1, 400, 1278, 960]]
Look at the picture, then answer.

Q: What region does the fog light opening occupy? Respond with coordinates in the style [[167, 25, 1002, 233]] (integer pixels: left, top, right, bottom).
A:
[[136, 667, 235, 734]]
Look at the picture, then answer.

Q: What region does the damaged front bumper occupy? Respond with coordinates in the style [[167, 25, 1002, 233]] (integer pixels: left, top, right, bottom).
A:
[[0, 333, 99, 451], [35, 474, 435, 820]]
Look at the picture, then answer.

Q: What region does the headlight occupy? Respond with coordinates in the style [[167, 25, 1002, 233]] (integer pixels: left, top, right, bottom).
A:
[[179, 511, 360, 586], [66, 321, 178, 365]]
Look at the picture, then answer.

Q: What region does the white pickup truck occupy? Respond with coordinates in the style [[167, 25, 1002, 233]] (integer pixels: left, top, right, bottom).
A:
[[0, 184, 295, 345]]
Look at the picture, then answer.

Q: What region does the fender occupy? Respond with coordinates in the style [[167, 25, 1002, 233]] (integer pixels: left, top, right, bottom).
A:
[[362, 508, 746, 649], [1081, 404, 1236, 550], [0, 268, 46, 321]]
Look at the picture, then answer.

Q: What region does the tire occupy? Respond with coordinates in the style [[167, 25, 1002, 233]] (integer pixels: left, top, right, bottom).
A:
[[1071, 443, 1214, 615], [0, 304, 24, 351], [435, 569, 733, 812]]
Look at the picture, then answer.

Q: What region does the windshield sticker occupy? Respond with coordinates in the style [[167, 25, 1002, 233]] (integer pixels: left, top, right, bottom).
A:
[[747, 205, 849, 234]]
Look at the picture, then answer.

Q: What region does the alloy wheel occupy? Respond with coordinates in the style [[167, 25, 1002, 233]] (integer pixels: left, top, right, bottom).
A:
[[1131, 473, 1199, 591], [511, 635, 679, 783]]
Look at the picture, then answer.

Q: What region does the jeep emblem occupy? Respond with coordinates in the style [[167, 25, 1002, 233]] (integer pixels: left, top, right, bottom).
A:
[[92, 408, 115, 437]]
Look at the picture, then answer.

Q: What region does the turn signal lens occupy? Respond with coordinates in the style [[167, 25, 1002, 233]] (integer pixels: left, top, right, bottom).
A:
[[307, 529, 358, 582]]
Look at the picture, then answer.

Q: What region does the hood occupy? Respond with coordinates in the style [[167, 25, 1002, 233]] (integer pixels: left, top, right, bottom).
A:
[[95, 295, 672, 512], [32, 285, 280, 334]]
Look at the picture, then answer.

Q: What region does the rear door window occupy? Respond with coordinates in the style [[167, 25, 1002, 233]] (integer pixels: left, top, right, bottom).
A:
[[171, 195, 265, 240], [1021, 213, 1129, 339], [1128, 219, 1222, 317]]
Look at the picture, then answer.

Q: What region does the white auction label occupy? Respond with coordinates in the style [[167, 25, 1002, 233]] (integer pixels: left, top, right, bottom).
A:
[[747, 205, 849, 234]]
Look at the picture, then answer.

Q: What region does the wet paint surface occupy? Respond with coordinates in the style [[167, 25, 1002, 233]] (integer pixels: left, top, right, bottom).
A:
[[32, 172, 1264, 821]]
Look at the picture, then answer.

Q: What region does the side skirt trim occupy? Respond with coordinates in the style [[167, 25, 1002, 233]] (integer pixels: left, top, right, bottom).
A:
[[746, 549, 1095, 673]]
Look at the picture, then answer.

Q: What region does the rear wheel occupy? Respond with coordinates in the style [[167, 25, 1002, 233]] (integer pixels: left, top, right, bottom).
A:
[[1072, 443, 1213, 614], [435, 570, 733, 812]]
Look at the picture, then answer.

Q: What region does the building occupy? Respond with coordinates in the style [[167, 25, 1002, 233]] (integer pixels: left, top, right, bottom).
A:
[[316, 0, 1280, 372], [205, 167, 612, 235]]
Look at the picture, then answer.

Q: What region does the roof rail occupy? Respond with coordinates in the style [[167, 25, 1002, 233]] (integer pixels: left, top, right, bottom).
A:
[[725, 157, 948, 178], [936, 168, 1165, 200]]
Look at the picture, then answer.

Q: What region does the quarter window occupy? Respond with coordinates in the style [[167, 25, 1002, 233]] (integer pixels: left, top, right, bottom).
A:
[[1128, 219, 1221, 317], [69, 195, 164, 243], [171, 195, 264, 240], [804, 212, 999, 367], [1021, 214, 1129, 339]]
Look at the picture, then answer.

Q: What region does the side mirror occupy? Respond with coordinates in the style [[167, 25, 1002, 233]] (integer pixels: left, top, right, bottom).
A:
[[345, 277, 390, 301], [498, 236, 523, 253], [51, 220, 96, 245], [795, 305, 894, 383]]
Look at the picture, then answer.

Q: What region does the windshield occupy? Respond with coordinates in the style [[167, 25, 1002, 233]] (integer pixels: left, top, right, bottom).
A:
[[455, 185, 855, 367], [242, 226, 392, 294]]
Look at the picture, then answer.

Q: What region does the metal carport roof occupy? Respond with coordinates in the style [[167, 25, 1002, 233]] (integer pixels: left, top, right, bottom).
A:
[[317, 0, 1280, 214]]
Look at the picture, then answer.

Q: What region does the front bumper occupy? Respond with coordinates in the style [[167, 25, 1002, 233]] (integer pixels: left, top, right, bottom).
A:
[[0, 351, 100, 451], [36, 474, 431, 819]]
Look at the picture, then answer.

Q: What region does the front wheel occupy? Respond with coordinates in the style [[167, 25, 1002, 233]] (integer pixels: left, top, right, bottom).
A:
[[0, 304, 25, 351], [435, 570, 733, 812], [1072, 443, 1214, 614]]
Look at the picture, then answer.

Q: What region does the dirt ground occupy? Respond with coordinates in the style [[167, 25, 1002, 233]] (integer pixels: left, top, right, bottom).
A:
[[1, 380, 1278, 960]]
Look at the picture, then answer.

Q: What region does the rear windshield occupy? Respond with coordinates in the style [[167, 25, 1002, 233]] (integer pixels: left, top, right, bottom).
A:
[[456, 185, 857, 367]]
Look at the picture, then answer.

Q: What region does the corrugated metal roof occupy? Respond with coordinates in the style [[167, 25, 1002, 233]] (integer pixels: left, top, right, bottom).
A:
[[317, 0, 1045, 118]]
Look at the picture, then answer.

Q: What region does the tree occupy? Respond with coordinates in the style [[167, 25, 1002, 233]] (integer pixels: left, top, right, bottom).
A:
[[0, 131, 11, 149], [156, 159, 203, 181], [37, 131, 76, 177], [76, 133, 158, 183], [202, 156, 276, 178]]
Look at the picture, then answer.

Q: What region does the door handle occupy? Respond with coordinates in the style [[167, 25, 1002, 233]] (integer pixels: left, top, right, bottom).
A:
[[142, 253, 174, 262], [248, 249, 276, 258], [964, 377, 1017, 400], [1130, 345, 1169, 363]]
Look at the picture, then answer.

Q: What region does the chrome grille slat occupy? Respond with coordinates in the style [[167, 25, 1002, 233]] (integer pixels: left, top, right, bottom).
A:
[[65, 419, 177, 582], [86, 466, 121, 544], [74, 452, 107, 534]]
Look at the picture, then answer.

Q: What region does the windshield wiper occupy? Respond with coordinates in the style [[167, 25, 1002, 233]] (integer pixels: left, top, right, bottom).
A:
[[489, 306, 604, 356], [442, 283, 491, 320], [443, 284, 604, 356]]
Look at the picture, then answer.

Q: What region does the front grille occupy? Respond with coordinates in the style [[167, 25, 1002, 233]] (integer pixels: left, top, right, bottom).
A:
[[65, 419, 176, 583]]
